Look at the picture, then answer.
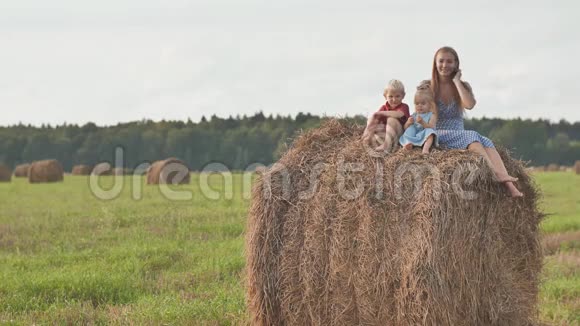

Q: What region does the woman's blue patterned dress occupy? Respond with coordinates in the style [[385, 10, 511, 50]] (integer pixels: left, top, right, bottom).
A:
[[436, 100, 494, 149]]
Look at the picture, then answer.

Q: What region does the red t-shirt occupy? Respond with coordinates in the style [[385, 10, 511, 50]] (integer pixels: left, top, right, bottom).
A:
[[377, 102, 410, 126]]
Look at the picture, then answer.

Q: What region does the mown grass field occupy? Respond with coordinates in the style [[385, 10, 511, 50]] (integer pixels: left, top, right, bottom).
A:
[[0, 172, 579, 325]]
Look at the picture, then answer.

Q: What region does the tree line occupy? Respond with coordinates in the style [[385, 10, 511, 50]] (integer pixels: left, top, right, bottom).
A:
[[0, 112, 579, 171]]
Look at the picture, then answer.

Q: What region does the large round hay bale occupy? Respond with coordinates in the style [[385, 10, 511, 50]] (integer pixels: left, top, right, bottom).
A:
[[547, 163, 560, 172], [92, 162, 112, 176], [0, 164, 12, 182], [246, 119, 542, 326], [575, 161, 580, 175], [71, 164, 93, 175], [28, 159, 64, 183], [13, 164, 30, 177], [147, 158, 190, 184]]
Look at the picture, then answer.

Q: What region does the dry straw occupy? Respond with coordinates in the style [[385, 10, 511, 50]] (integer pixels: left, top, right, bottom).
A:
[[246, 119, 543, 326], [28, 159, 64, 183], [147, 158, 190, 185], [0, 164, 12, 182], [13, 163, 30, 177], [71, 164, 93, 175]]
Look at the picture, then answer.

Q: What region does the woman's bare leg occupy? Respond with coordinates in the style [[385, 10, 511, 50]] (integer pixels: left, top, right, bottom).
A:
[[468, 143, 516, 181], [504, 181, 523, 197], [484, 147, 518, 182], [468, 142, 523, 197]]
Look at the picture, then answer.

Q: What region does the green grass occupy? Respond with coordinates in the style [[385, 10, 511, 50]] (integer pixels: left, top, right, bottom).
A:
[[0, 172, 578, 324], [537, 172, 580, 233], [533, 171, 580, 325], [0, 175, 249, 325]]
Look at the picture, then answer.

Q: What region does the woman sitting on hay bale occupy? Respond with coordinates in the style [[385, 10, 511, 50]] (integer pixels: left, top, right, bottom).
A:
[[422, 46, 522, 197]]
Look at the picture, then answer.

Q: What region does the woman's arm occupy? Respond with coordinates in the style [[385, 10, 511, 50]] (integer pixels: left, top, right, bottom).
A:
[[453, 70, 476, 109]]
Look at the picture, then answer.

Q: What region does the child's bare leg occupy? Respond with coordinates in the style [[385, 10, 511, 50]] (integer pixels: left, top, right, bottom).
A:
[[362, 113, 379, 140], [375, 130, 391, 152], [385, 118, 402, 152], [422, 135, 434, 154], [377, 124, 392, 151]]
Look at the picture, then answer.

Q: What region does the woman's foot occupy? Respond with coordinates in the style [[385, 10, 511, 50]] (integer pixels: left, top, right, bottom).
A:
[[402, 143, 413, 150], [505, 182, 524, 197], [495, 173, 518, 183]]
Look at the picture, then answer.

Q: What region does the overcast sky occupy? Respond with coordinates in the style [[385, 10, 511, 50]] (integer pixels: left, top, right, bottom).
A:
[[1, 0, 578, 126]]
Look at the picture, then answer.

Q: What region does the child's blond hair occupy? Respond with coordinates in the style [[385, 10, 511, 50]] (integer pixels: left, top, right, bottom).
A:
[[383, 79, 405, 96], [414, 88, 437, 114]]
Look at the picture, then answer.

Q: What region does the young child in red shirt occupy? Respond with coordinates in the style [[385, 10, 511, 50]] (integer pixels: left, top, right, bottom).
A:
[[362, 79, 411, 152]]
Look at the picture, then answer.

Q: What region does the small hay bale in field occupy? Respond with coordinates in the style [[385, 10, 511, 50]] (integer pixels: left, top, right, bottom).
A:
[[147, 158, 190, 184], [534, 166, 546, 172], [575, 161, 580, 175], [28, 159, 64, 183], [246, 119, 543, 326], [547, 163, 560, 172], [92, 162, 112, 176], [0, 164, 12, 182], [542, 231, 580, 255], [71, 164, 93, 175], [13, 163, 30, 177], [559, 166, 568, 172], [113, 167, 133, 176]]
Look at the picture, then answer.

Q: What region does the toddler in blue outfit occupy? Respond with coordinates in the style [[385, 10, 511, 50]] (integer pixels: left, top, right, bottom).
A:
[[399, 88, 438, 154]]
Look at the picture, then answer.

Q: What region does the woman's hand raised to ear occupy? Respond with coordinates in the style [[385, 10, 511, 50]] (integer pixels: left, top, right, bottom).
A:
[[453, 68, 476, 109], [453, 69, 462, 84]]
